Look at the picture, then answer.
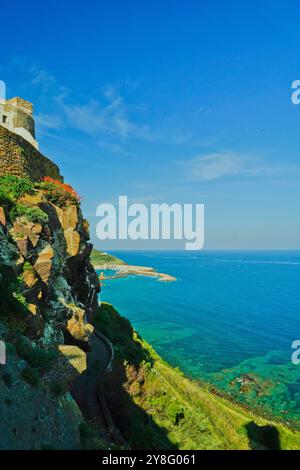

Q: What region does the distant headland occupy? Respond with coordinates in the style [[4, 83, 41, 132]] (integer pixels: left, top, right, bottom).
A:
[[91, 249, 177, 282]]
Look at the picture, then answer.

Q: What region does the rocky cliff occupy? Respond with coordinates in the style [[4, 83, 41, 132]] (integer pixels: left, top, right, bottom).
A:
[[0, 174, 100, 449]]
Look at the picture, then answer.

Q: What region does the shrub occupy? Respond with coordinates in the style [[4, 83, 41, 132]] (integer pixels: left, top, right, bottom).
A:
[[166, 402, 185, 426], [44, 177, 80, 201], [0, 176, 34, 201], [16, 337, 57, 372], [22, 262, 34, 273], [37, 177, 81, 207], [0, 266, 28, 324], [0, 176, 36, 220], [79, 422, 108, 450], [0, 189, 13, 212], [50, 381, 64, 396], [79, 422, 94, 440], [2, 372, 13, 387], [10, 204, 49, 224], [22, 366, 40, 387]]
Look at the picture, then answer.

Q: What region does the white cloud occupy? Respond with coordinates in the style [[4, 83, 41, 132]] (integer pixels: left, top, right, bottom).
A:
[[29, 66, 55, 91], [97, 140, 131, 155], [57, 88, 150, 142], [180, 151, 297, 182], [35, 112, 64, 130], [33, 83, 151, 153], [4, 59, 151, 150], [185, 152, 243, 180]]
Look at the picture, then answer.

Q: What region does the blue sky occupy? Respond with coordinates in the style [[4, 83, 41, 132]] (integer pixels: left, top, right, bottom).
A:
[[1, 0, 300, 249]]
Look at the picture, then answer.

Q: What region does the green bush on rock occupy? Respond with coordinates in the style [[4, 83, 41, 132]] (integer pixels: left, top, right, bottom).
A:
[[10, 204, 49, 224], [22, 366, 40, 387], [36, 180, 80, 208], [0, 266, 28, 330], [0, 175, 34, 201], [16, 337, 57, 372]]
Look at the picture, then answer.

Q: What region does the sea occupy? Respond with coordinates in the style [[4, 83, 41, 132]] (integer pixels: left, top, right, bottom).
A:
[[97, 250, 300, 426]]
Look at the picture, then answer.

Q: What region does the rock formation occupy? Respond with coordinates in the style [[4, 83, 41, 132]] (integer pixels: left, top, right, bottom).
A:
[[0, 116, 100, 447]]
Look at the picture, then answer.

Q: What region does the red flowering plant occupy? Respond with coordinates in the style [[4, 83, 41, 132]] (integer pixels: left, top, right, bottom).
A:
[[37, 177, 81, 207]]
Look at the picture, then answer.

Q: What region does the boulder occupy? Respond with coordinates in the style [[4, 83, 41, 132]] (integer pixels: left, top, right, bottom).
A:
[[67, 305, 94, 342], [22, 269, 38, 288], [27, 303, 38, 316], [34, 244, 54, 283], [55, 205, 78, 231], [64, 229, 81, 257], [58, 345, 87, 374], [16, 238, 30, 257], [11, 218, 42, 248]]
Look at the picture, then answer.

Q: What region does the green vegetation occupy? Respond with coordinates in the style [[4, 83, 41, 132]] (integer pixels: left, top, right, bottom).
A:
[[94, 303, 300, 450], [0, 175, 49, 225], [90, 249, 126, 267], [16, 336, 57, 372], [2, 372, 13, 387], [16, 337, 57, 387], [79, 422, 112, 450], [0, 175, 34, 203], [22, 262, 35, 273], [36, 179, 80, 207], [0, 175, 81, 226], [10, 204, 49, 224], [0, 176, 35, 218], [0, 266, 28, 331], [50, 381, 64, 397], [22, 366, 40, 387]]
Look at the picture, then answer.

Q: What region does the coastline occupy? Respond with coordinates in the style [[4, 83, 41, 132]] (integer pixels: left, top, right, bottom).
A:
[[91, 248, 176, 281], [91, 248, 299, 431], [94, 302, 300, 450], [94, 263, 177, 282]]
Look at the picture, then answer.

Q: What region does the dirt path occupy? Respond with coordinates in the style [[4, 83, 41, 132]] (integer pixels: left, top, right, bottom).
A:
[[71, 332, 114, 438]]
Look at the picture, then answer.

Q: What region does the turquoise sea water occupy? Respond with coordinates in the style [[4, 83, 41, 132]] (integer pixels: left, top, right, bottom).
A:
[[98, 250, 300, 425]]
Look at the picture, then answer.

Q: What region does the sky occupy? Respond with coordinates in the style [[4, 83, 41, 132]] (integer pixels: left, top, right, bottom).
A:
[[0, 0, 300, 250]]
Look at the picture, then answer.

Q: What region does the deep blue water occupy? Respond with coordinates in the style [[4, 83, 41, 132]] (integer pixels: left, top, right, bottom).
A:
[[98, 250, 300, 422]]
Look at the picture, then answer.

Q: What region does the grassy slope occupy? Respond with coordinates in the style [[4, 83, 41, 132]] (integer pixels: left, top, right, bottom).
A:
[[94, 303, 300, 450], [90, 249, 126, 266]]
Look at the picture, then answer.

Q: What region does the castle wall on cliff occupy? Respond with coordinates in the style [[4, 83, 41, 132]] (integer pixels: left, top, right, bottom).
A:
[[0, 125, 62, 181], [0, 97, 38, 149], [0, 95, 62, 182]]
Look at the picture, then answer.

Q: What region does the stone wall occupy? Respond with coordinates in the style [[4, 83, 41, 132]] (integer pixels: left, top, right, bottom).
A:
[[1, 101, 35, 139], [0, 125, 62, 181], [12, 108, 35, 138], [6, 97, 33, 114]]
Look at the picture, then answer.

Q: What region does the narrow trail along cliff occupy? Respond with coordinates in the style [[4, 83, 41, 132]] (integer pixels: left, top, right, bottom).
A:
[[71, 331, 119, 441]]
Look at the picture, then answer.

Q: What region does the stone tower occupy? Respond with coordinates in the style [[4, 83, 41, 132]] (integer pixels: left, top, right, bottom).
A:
[[0, 94, 62, 181], [0, 96, 38, 149]]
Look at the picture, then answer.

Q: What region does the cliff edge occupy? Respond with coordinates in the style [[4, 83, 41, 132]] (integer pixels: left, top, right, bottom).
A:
[[0, 174, 100, 449]]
